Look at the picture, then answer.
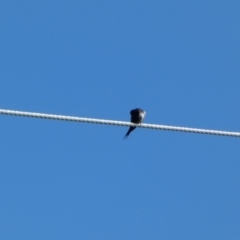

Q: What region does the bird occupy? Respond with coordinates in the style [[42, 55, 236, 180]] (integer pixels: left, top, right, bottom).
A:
[[123, 108, 146, 139]]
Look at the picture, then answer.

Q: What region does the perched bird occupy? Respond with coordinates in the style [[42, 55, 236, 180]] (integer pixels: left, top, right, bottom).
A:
[[123, 108, 146, 139]]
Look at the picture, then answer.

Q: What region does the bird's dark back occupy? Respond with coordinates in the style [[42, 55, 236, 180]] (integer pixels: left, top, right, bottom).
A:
[[130, 108, 143, 123]]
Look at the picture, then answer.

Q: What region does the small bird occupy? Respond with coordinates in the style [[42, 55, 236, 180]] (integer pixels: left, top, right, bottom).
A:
[[123, 108, 146, 139]]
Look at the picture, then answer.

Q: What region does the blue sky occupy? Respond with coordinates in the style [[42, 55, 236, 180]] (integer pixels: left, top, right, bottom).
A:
[[1, 1, 240, 239]]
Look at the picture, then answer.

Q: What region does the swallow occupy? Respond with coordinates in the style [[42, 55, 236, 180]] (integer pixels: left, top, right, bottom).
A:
[[123, 108, 146, 139]]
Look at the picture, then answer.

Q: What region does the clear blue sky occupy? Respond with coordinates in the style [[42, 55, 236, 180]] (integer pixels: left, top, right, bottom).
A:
[[1, 1, 240, 239]]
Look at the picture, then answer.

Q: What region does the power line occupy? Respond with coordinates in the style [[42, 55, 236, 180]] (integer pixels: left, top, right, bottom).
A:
[[0, 108, 239, 138]]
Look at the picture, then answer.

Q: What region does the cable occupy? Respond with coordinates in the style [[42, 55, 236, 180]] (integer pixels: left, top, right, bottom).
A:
[[0, 108, 239, 138]]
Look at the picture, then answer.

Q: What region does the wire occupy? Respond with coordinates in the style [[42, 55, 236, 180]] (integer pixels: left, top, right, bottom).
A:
[[0, 108, 239, 138]]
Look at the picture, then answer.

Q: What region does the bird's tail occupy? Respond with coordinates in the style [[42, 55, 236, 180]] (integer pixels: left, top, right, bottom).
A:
[[123, 126, 136, 139]]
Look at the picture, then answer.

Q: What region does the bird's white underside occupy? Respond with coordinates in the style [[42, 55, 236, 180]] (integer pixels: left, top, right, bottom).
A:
[[139, 111, 146, 122]]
